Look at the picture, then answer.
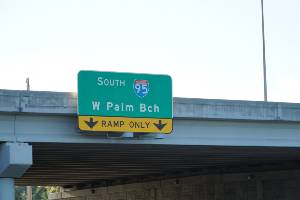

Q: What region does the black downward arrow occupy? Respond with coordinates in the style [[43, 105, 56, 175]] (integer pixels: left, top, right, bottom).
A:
[[153, 120, 167, 131], [84, 117, 98, 129]]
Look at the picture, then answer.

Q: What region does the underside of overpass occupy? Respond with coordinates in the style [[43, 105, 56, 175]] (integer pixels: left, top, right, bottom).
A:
[[17, 143, 300, 189]]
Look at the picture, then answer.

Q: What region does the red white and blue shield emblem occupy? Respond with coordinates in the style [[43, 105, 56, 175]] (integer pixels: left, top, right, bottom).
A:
[[134, 80, 149, 98]]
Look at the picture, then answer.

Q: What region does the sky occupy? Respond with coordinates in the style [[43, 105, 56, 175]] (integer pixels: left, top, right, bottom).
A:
[[0, 0, 299, 102]]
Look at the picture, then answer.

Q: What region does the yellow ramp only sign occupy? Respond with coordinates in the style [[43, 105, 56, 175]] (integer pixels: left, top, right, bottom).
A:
[[78, 116, 172, 133], [77, 71, 173, 134]]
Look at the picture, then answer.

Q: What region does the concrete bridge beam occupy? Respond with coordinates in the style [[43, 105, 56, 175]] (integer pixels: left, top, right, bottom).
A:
[[0, 142, 32, 200]]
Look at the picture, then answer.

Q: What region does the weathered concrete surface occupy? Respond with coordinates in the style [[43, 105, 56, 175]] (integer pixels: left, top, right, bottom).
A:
[[174, 98, 300, 122], [0, 90, 77, 114], [0, 89, 300, 121], [49, 169, 300, 200], [0, 89, 300, 187], [1, 89, 300, 146]]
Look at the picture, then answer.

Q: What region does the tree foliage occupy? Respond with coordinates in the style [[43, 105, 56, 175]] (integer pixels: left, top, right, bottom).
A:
[[15, 186, 49, 200]]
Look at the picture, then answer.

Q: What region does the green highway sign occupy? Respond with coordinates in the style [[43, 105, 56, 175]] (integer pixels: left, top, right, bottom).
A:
[[78, 71, 173, 133]]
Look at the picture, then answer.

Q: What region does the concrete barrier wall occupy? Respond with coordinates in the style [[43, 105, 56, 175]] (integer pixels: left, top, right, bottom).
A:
[[49, 169, 300, 200]]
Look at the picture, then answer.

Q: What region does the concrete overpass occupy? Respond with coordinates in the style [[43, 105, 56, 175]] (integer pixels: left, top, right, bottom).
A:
[[0, 89, 300, 199]]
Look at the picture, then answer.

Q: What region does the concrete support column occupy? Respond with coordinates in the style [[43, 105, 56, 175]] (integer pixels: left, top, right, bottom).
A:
[[0, 142, 32, 200], [27, 186, 33, 200], [0, 178, 15, 199], [256, 180, 264, 200]]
